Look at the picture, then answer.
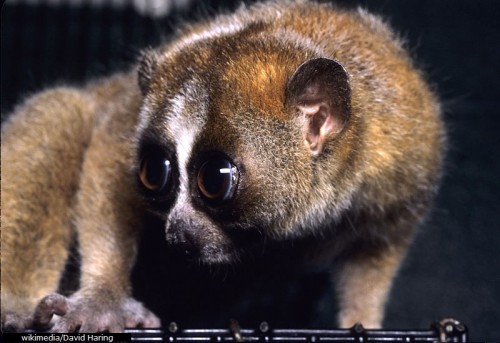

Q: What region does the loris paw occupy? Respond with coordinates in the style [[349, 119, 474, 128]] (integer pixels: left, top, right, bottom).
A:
[[33, 292, 161, 333], [338, 311, 382, 329]]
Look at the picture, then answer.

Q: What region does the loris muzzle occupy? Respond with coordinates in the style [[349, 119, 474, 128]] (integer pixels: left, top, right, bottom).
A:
[[1, 0, 443, 332]]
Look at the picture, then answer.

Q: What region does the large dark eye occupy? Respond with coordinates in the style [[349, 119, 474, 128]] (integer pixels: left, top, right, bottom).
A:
[[139, 152, 172, 194], [197, 156, 239, 204]]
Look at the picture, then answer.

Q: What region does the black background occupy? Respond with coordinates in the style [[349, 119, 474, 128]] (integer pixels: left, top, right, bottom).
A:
[[1, 1, 499, 341]]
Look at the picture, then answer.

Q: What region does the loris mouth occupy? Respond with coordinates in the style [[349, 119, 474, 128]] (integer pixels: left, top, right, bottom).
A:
[[165, 221, 265, 264], [165, 232, 238, 264], [198, 248, 239, 265], [168, 241, 239, 265]]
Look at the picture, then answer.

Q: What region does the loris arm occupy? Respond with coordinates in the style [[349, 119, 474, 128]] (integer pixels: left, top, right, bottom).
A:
[[1, 88, 95, 332], [32, 74, 160, 332], [334, 242, 408, 329], [332, 207, 419, 329]]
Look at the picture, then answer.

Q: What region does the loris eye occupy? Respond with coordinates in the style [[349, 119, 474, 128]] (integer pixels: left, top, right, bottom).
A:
[[139, 153, 172, 194], [197, 156, 239, 204]]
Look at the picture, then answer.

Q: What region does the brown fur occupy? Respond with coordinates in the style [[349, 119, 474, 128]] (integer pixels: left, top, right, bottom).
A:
[[1, 0, 444, 332]]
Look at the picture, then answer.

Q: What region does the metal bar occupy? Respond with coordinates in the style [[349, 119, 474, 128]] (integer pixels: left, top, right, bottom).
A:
[[124, 319, 468, 343]]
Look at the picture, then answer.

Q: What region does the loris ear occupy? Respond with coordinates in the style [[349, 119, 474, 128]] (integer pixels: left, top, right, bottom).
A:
[[285, 58, 351, 156], [138, 48, 161, 96]]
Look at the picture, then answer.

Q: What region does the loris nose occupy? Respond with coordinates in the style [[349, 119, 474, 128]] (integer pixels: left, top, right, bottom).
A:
[[167, 219, 201, 257]]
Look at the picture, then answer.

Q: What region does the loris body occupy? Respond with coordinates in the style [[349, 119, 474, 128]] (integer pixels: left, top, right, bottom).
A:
[[1, 0, 443, 332]]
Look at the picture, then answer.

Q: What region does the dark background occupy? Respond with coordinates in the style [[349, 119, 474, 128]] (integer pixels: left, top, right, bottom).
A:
[[1, 0, 499, 341]]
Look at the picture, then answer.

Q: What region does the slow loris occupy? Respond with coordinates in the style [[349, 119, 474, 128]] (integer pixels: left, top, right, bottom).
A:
[[1, 0, 444, 332]]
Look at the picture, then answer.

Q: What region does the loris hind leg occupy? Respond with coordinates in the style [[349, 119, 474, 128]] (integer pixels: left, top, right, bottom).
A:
[[1, 89, 94, 331]]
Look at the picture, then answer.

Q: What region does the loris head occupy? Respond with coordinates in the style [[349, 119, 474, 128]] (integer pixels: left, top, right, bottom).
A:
[[134, 34, 354, 264]]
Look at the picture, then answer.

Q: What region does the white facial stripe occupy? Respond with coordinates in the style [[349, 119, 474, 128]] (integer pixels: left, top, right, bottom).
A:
[[167, 81, 207, 205]]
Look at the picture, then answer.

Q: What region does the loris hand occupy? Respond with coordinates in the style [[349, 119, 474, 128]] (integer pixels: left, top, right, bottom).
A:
[[33, 292, 160, 333]]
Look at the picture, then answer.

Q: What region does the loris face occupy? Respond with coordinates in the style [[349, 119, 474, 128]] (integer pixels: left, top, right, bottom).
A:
[[134, 38, 352, 264]]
